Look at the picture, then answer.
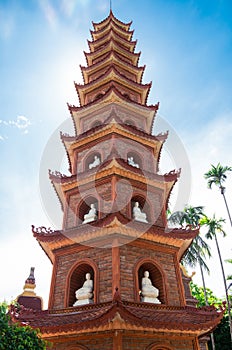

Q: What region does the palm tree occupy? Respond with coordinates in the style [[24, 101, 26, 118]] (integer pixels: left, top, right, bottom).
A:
[[168, 206, 210, 270], [204, 163, 232, 228], [168, 205, 205, 228], [168, 206, 216, 349], [201, 215, 232, 344]]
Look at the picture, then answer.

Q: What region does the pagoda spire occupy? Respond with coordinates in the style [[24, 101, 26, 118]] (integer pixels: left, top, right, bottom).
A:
[[16, 267, 43, 310]]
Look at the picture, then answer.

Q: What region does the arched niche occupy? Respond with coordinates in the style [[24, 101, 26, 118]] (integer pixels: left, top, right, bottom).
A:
[[127, 151, 142, 169], [94, 92, 104, 101], [66, 345, 89, 350], [77, 196, 99, 225], [122, 92, 131, 100], [146, 344, 173, 350], [134, 260, 166, 304], [66, 260, 98, 307], [131, 195, 150, 222], [85, 152, 101, 171], [91, 120, 101, 129], [125, 119, 135, 127]]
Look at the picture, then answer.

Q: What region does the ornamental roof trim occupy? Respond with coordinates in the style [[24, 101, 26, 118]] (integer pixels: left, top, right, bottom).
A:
[[32, 209, 198, 251], [90, 21, 134, 42], [61, 113, 164, 149], [84, 39, 140, 67], [68, 86, 158, 120], [11, 296, 223, 337], [74, 66, 152, 106], [92, 10, 132, 32], [88, 28, 137, 54], [50, 157, 178, 187], [75, 64, 151, 98], [80, 51, 145, 84]]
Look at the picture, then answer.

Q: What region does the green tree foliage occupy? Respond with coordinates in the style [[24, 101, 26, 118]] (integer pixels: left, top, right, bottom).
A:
[[209, 316, 231, 350], [190, 283, 231, 350], [204, 163, 232, 228], [0, 302, 48, 350], [200, 215, 232, 344], [204, 163, 232, 191], [190, 282, 222, 308], [168, 205, 211, 272]]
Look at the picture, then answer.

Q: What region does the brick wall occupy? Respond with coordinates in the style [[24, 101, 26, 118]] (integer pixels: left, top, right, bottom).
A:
[[51, 239, 182, 309], [120, 243, 182, 306], [75, 137, 155, 174], [51, 247, 112, 309], [50, 331, 198, 350], [52, 335, 113, 350], [65, 179, 165, 229]]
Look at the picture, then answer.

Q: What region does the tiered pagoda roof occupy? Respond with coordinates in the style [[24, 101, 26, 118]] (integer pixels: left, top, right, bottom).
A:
[[11, 295, 223, 339]]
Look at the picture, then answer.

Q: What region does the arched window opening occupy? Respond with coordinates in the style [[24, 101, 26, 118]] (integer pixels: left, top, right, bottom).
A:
[[123, 93, 131, 100], [127, 151, 142, 169], [78, 196, 99, 224], [68, 263, 95, 307], [95, 93, 104, 101], [131, 195, 150, 223], [125, 119, 135, 127], [137, 262, 165, 304], [146, 344, 173, 350], [91, 120, 101, 129], [85, 152, 101, 171]]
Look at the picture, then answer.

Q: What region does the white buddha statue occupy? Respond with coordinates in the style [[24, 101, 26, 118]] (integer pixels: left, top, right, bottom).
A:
[[82, 203, 97, 224], [128, 156, 139, 168], [133, 202, 148, 223], [141, 271, 161, 304], [73, 273, 94, 306], [89, 155, 100, 169]]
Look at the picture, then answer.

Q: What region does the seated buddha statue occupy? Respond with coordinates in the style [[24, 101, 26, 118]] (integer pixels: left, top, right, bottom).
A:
[[133, 202, 148, 223], [73, 273, 93, 306], [141, 270, 161, 304], [89, 155, 100, 169], [82, 203, 97, 224]]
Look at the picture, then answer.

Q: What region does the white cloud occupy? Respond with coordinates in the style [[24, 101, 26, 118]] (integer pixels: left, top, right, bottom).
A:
[[0, 115, 31, 135], [39, 0, 58, 29], [60, 0, 76, 17]]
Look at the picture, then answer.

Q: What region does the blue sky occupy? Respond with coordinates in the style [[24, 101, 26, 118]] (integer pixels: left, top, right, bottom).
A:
[[0, 0, 232, 306]]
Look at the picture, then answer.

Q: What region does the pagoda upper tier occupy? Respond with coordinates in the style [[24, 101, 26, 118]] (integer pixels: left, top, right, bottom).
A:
[[70, 11, 158, 137]]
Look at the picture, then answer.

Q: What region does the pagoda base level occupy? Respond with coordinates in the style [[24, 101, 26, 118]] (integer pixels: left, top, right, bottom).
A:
[[73, 299, 94, 306], [45, 330, 209, 350]]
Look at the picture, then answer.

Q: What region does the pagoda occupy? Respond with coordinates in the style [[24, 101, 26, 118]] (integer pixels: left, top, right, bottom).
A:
[[12, 11, 223, 350]]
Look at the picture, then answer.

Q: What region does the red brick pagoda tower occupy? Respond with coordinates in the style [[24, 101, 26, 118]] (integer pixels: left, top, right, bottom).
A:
[[14, 11, 223, 350]]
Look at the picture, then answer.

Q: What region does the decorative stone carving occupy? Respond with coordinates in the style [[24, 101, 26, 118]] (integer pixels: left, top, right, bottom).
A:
[[31, 225, 55, 235], [89, 155, 100, 169], [48, 169, 68, 178], [133, 202, 148, 223], [127, 156, 139, 168], [73, 273, 94, 306], [141, 271, 161, 304], [82, 203, 97, 224]]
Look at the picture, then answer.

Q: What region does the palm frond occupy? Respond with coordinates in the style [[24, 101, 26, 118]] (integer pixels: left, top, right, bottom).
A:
[[204, 163, 232, 189]]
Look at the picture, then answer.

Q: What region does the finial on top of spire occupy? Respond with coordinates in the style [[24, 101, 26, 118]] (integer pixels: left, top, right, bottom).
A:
[[26, 267, 35, 284], [110, 0, 112, 12]]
